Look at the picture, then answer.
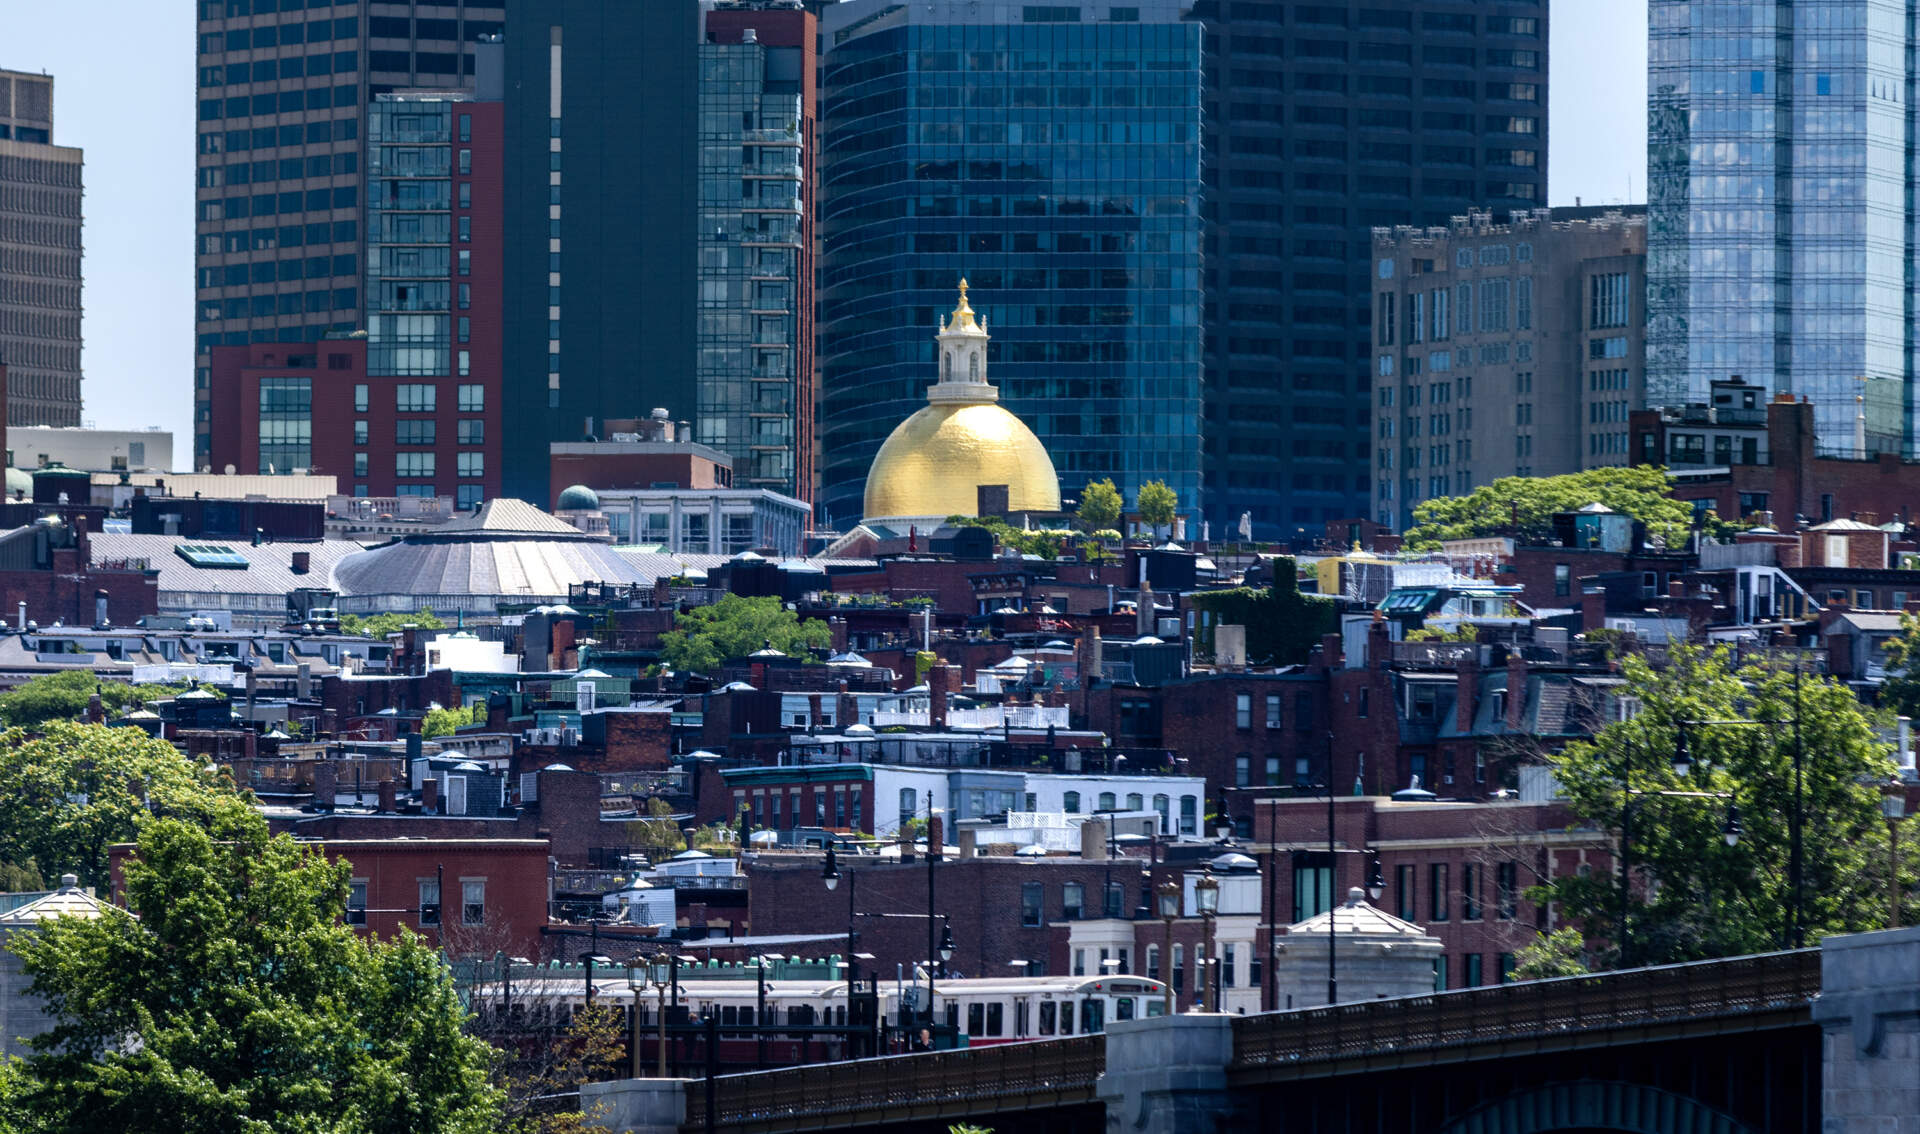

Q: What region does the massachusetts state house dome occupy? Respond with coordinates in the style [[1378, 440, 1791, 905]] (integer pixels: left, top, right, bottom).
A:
[[861, 280, 1061, 528]]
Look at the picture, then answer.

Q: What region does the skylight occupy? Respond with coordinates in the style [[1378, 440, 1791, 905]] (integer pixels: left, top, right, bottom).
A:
[[175, 544, 249, 569]]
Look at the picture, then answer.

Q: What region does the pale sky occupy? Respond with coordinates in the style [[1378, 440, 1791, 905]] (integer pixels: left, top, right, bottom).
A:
[[6, 0, 1648, 462]]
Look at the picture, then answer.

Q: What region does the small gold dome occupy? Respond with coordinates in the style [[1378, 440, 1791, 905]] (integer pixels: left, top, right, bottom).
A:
[[862, 279, 1061, 524], [863, 402, 1062, 522]]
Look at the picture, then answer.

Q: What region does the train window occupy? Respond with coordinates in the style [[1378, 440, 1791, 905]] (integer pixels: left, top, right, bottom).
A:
[[722, 1006, 738, 1025], [968, 1003, 984, 1035], [739, 1007, 755, 1025], [946, 1002, 959, 1031], [1061, 1001, 1075, 1034], [986, 1002, 1003, 1036], [1082, 999, 1105, 1034], [1115, 997, 1135, 1021], [1038, 1001, 1056, 1035], [1146, 1000, 1166, 1018]]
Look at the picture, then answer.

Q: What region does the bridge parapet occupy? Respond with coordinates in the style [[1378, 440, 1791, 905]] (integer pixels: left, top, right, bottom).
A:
[[682, 1034, 1104, 1133], [1231, 947, 1820, 1081]]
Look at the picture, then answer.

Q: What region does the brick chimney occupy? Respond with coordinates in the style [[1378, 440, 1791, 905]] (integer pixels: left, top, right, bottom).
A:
[[291, 550, 311, 575], [1367, 610, 1391, 670], [927, 813, 944, 860], [836, 680, 857, 732], [1668, 579, 1686, 599], [1455, 652, 1479, 733], [1581, 586, 1607, 632], [829, 616, 849, 652], [312, 762, 337, 809], [928, 664, 957, 729], [377, 780, 397, 812], [1505, 652, 1527, 730], [71, 512, 89, 565], [422, 776, 440, 814], [550, 618, 576, 671]]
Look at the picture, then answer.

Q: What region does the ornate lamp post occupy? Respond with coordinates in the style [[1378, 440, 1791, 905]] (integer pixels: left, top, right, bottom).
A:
[[1156, 880, 1180, 1015], [1193, 874, 1220, 1012]]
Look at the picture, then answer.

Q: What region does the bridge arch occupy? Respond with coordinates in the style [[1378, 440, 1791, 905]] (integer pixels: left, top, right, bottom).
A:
[[1436, 1081, 1759, 1134]]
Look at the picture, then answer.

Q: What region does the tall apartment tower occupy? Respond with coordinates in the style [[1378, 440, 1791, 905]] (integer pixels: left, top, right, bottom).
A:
[[0, 68, 83, 427], [1369, 207, 1647, 531], [192, 0, 505, 471], [815, 0, 1205, 531], [208, 84, 504, 504], [697, 7, 815, 502], [1647, 0, 1911, 456], [1196, 1, 1547, 540]]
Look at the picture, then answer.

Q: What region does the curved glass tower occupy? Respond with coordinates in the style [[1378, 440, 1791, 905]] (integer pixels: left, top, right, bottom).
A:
[[816, 0, 1203, 529]]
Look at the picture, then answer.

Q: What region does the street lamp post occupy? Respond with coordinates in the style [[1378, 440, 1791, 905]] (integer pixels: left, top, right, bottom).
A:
[[1156, 880, 1180, 1015], [822, 845, 863, 1057], [1193, 874, 1219, 1012], [1885, 779, 1907, 930]]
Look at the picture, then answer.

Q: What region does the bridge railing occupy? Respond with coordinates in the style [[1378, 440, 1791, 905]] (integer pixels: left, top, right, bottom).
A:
[[1232, 948, 1819, 1072], [685, 1034, 1104, 1130]]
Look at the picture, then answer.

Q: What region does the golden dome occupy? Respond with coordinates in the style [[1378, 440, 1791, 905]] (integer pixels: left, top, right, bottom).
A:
[[862, 279, 1061, 524], [863, 402, 1062, 521]]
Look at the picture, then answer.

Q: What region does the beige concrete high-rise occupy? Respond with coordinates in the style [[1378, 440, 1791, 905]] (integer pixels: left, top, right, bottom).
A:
[[0, 68, 83, 427], [1370, 207, 1648, 531]]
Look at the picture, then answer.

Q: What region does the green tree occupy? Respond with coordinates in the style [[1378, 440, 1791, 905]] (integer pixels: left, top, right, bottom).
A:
[[1402, 466, 1716, 551], [1075, 478, 1123, 533], [0, 673, 199, 730], [1510, 927, 1589, 981], [658, 594, 831, 674], [1878, 611, 1920, 721], [0, 723, 253, 890], [9, 812, 502, 1134], [1135, 480, 1178, 534], [1405, 624, 1481, 643], [340, 609, 448, 638], [422, 704, 481, 739], [1535, 645, 1897, 966]]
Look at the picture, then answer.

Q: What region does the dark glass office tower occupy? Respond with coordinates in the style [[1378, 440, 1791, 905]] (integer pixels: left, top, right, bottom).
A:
[[816, 0, 1204, 530], [1196, 1, 1547, 540], [498, 0, 703, 506], [192, 0, 505, 470]]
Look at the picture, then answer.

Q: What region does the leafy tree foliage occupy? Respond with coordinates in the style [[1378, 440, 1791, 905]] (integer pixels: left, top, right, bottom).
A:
[[340, 609, 449, 638], [1186, 561, 1337, 666], [1135, 480, 1178, 532], [943, 516, 1078, 560], [422, 704, 482, 739], [8, 812, 502, 1134], [1511, 928, 1590, 981], [1536, 646, 1898, 966], [658, 594, 831, 674], [0, 672, 198, 730], [1075, 478, 1122, 533], [1878, 611, 1920, 721], [1405, 624, 1481, 643], [493, 1002, 625, 1134], [0, 723, 253, 890], [1402, 466, 1714, 551]]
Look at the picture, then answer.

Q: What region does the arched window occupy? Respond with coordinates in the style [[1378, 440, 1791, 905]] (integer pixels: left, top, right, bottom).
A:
[[1063, 791, 1081, 814], [1127, 792, 1143, 812], [1098, 791, 1117, 811], [942, 353, 952, 381], [969, 351, 980, 381]]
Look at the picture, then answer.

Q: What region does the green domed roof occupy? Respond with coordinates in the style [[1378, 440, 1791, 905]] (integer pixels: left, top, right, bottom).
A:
[[556, 484, 600, 511]]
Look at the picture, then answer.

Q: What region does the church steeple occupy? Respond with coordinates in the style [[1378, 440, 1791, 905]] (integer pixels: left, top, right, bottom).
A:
[[935, 278, 993, 396]]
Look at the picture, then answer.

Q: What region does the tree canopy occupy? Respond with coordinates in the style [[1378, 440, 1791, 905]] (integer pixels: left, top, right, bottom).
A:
[[0, 673, 200, 730], [0, 723, 254, 890], [1402, 466, 1711, 551], [1877, 612, 1920, 721], [8, 811, 501, 1134], [1135, 480, 1178, 531], [1075, 478, 1122, 533], [422, 703, 482, 739], [1536, 645, 1899, 966], [658, 593, 831, 674], [340, 609, 448, 638]]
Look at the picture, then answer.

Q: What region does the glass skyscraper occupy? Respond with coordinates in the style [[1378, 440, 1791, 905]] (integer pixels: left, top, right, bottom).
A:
[[1647, 0, 1909, 455], [816, 0, 1203, 529]]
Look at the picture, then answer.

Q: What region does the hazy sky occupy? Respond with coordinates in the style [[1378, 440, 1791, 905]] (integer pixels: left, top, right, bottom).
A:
[[6, 0, 1648, 462]]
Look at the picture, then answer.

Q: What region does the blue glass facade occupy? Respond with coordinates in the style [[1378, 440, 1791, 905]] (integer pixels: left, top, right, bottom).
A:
[[816, 0, 1203, 529], [1647, 0, 1910, 455]]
